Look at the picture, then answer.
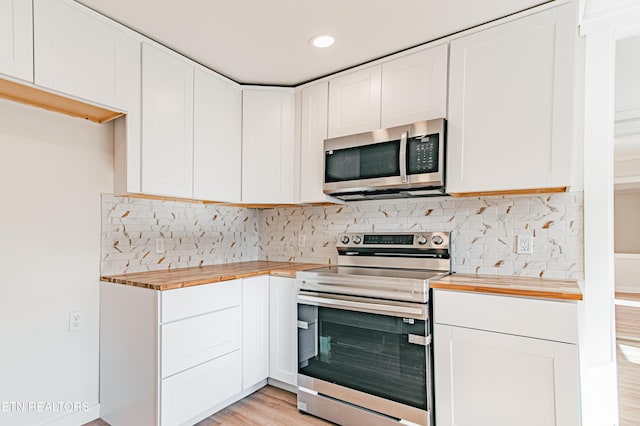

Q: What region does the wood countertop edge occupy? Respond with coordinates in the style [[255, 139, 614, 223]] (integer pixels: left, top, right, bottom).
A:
[[100, 263, 326, 290], [430, 282, 583, 301]]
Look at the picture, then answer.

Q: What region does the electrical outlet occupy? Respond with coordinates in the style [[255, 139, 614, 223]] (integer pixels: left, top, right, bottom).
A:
[[298, 234, 306, 247], [517, 234, 533, 254], [69, 311, 82, 332], [155, 238, 165, 254]]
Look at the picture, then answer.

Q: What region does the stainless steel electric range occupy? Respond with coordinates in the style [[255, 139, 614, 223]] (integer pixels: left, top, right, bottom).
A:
[[296, 232, 451, 426]]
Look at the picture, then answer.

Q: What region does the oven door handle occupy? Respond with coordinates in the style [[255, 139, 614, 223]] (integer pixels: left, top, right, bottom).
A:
[[297, 294, 425, 318], [408, 334, 432, 347]]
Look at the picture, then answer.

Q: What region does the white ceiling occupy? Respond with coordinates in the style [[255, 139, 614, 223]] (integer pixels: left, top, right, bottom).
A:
[[77, 0, 545, 86]]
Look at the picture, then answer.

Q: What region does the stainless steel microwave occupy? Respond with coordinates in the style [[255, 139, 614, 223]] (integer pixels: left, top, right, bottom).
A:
[[323, 118, 446, 201]]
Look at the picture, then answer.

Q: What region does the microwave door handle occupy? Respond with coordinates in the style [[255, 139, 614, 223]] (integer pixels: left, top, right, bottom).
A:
[[399, 131, 408, 183]]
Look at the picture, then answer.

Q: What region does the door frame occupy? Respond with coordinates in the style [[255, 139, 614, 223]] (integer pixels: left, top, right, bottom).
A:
[[580, 2, 640, 425]]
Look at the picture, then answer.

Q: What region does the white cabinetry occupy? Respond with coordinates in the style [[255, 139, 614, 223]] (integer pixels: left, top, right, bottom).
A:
[[300, 81, 339, 203], [381, 44, 448, 128], [140, 43, 194, 199], [328, 66, 381, 138], [447, 4, 576, 194], [0, 0, 33, 82], [33, 0, 139, 111], [433, 290, 580, 426], [242, 88, 296, 204], [242, 276, 270, 389], [327, 45, 448, 139], [193, 69, 242, 202], [269, 276, 297, 386], [100, 280, 245, 426]]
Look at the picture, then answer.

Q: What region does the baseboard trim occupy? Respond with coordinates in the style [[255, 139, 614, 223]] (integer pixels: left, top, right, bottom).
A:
[[42, 403, 100, 426], [267, 378, 297, 394]]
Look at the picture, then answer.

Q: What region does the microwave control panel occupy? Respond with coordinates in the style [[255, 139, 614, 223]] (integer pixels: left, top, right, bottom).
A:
[[407, 134, 439, 175]]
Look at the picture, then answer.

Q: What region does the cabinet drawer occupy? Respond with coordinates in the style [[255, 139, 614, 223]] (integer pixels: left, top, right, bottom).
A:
[[433, 290, 578, 343], [161, 306, 241, 378], [161, 350, 241, 426], [161, 279, 240, 323]]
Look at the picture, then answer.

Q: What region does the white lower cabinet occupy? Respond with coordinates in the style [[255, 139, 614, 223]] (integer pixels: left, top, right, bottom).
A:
[[101, 274, 301, 425], [101, 278, 267, 426], [242, 276, 270, 389], [269, 276, 297, 386], [433, 290, 581, 426]]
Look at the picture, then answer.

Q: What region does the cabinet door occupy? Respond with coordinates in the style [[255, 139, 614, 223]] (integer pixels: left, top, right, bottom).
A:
[[33, 0, 137, 111], [300, 82, 334, 203], [141, 43, 194, 198], [242, 276, 269, 389], [193, 69, 242, 202], [242, 89, 295, 204], [381, 45, 448, 128], [328, 65, 381, 138], [447, 5, 575, 194], [434, 324, 580, 426], [269, 277, 297, 386], [0, 0, 33, 82]]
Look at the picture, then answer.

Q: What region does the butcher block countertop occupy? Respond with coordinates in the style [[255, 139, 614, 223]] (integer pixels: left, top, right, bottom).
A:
[[100, 261, 327, 291], [430, 273, 583, 301]]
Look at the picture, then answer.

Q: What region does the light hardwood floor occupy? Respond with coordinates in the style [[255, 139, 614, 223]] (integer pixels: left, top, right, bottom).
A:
[[197, 386, 332, 426], [82, 386, 331, 426], [616, 293, 640, 426]]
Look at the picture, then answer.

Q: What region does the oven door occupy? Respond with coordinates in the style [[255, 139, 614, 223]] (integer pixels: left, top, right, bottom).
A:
[[297, 291, 432, 426]]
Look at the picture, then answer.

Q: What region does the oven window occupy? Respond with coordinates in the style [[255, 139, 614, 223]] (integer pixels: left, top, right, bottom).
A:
[[325, 140, 400, 183], [298, 304, 428, 410]]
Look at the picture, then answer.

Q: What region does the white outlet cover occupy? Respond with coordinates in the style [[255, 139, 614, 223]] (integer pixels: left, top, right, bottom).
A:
[[155, 238, 165, 254], [517, 234, 533, 254], [69, 311, 82, 332], [298, 234, 306, 247]]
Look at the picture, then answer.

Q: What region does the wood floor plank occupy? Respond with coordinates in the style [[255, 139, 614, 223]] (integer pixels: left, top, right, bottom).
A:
[[616, 298, 640, 426], [204, 386, 332, 426]]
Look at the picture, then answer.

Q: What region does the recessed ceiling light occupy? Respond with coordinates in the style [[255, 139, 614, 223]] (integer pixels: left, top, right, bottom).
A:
[[311, 35, 335, 49]]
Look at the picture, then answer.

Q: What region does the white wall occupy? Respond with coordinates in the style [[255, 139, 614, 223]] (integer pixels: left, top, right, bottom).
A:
[[0, 99, 113, 425], [614, 191, 640, 253]]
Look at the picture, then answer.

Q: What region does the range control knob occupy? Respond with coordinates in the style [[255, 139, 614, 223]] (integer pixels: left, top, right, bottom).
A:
[[340, 235, 350, 245], [352, 236, 362, 244], [416, 236, 428, 245], [432, 235, 444, 245]]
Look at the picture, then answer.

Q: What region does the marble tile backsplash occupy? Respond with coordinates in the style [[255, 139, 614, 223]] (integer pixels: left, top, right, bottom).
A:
[[101, 192, 583, 280], [100, 194, 259, 275], [258, 192, 584, 279]]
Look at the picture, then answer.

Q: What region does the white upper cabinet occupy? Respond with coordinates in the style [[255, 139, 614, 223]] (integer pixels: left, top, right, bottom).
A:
[[193, 69, 242, 203], [33, 0, 138, 111], [141, 43, 194, 199], [381, 44, 448, 128], [447, 4, 576, 194], [242, 88, 295, 204], [327, 44, 449, 139], [0, 0, 33, 82], [300, 81, 337, 204], [328, 66, 381, 138]]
